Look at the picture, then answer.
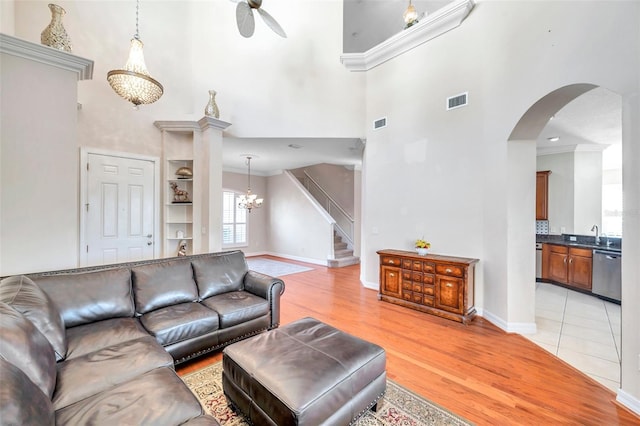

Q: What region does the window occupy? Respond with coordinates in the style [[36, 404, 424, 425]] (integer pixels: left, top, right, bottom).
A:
[[602, 145, 622, 236], [222, 191, 247, 246]]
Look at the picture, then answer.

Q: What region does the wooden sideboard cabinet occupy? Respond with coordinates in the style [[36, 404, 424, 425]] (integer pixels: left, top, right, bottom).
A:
[[377, 249, 479, 324]]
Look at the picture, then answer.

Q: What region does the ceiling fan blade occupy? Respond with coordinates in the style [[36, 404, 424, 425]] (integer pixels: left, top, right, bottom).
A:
[[257, 8, 287, 38], [236, 1, 255, 38]]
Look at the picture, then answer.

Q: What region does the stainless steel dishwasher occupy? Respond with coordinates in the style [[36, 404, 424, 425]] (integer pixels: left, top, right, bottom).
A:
[[592, 250, 621, 303]]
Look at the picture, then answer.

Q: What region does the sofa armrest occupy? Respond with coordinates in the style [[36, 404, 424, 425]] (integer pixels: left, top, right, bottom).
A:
[[243, 271, 285, 328]]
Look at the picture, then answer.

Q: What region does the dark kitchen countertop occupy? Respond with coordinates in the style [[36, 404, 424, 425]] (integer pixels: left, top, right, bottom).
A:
[[537, 234, 622, 253]]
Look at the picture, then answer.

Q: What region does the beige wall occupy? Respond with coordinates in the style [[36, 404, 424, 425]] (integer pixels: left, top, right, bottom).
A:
[[0, 53, 80, 276]]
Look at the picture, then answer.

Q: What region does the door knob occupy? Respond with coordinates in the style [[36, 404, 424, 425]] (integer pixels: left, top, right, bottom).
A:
[[147, 241, 153, 246], [146, 234, 153, 238]]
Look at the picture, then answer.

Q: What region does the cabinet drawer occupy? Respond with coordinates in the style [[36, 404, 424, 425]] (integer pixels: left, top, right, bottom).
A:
[[569, 247, 592, 258], [402, 291, 412, 301], [412, 283, 422, 293], [412, 293, 423, 304], [435, 264, 464, 278], [402, 281, 412, 291], [412, 261, 423, 271], [549, 244, 568, 254], [412, 272, 423, 282], [423, 263, 435, 274], [381, 256, 401, 266], [422, 295, 434, 307], [423, 285, 434, 296], [423, 274, 434, 285], [402, 271, 411, 280], [402, 259, 413, 269]]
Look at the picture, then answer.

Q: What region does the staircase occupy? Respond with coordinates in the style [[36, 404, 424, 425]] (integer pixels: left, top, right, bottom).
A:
[[328, 231, 360, 268]]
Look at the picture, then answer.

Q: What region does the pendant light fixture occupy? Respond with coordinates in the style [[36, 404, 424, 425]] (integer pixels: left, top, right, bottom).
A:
[[403, 0, 419, 29], [107, 0, 163, 109], [238, 156, 263, 213]]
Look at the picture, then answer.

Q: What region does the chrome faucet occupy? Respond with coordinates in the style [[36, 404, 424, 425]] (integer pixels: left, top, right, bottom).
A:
[[591, 224, 600, 245]]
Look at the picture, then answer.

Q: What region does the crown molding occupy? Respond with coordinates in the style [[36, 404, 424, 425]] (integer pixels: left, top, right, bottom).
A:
[[198, 116, 232, 131], [154, 117, 232, 133], [0, 33, 93, 80], [340, 0, 475, 72]]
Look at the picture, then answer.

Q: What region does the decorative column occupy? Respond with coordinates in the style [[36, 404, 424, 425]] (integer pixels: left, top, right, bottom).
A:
[[196, 116, 231, 253]]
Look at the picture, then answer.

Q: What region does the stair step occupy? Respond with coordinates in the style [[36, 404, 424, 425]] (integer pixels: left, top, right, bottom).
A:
[[334, 249, 354, 258], [334, 242, 348, 250], [327, 256, 360, 268]]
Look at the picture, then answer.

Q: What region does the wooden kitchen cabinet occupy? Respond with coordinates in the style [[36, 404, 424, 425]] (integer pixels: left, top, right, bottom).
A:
[[541, 244, 592, 290], [377, 249, 479, 324], [536, 170, 551, 220], [568, 248, 592, 290]]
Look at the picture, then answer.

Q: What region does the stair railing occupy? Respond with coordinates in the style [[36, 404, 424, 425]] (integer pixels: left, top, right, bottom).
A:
[[301, 171, 354, 247]]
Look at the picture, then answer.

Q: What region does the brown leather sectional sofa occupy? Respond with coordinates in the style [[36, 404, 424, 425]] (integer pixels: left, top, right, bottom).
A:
[[0, 250, 285, 425]]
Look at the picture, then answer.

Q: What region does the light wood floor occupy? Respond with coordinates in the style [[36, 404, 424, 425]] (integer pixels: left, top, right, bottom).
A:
[[177, 256, 640, 425]]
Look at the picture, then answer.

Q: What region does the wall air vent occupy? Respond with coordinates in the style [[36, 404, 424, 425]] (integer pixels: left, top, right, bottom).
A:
[[373, 117, 387, 130], [446, 92, 468, 110]]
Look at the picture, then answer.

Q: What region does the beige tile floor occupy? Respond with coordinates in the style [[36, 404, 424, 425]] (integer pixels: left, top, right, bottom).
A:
[[525, 282, 621, 392]]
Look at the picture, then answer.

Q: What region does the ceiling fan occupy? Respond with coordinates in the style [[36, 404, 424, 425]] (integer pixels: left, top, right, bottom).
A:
[[233, 0, 287, 38]]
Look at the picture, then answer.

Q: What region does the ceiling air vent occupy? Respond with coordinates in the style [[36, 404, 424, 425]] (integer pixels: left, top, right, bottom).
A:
[[447, 92, 468, 110], [373, 117, 387, 130]]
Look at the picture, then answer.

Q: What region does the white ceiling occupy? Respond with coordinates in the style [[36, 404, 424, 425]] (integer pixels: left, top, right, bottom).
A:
[[222, 137, 364, 175], [536, 87, 622, 152]]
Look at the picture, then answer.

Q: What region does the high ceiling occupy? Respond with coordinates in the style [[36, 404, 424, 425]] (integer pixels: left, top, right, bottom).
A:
[[223, 3, 622, 175]]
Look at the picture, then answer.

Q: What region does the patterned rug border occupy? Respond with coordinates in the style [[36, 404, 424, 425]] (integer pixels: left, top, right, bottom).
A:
[[181, 361, 474, 426]]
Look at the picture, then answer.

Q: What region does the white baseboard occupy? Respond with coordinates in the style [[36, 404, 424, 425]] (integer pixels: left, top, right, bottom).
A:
[[482, 310, 537, 334], [361, 280, 378, 290], [617, 389, 640, 416]]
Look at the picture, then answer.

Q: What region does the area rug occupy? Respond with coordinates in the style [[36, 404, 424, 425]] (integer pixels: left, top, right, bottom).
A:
[[182, 362, 473, 426], [246, 257, 313, 277]]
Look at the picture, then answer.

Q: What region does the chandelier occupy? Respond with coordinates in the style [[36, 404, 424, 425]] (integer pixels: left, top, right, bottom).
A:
[[403, 0, 419, 29], [238, 156, 263, 213], [107, 0, 163, 108]]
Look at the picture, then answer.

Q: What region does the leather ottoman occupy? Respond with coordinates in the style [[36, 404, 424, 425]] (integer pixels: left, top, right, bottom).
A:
[[222, 317, 386, 425]]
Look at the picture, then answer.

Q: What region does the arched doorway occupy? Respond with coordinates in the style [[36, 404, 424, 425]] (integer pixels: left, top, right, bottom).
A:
[[508, 83, 623, 391]]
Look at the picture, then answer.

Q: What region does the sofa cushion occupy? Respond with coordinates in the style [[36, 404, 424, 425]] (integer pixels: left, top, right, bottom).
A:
[[0, 275, 67, 361], [55, 367, 207, 426], [64, 317, 149, 360], [132, 259, 198, 314], [32, 268, 134, 327], [53, 335, 174, 410], [0, 302, 56, 398], [200, 291, 269, 328], [191, 251, 248, 299], [139, 302, 220, 346], [0, 358, 55, 426]]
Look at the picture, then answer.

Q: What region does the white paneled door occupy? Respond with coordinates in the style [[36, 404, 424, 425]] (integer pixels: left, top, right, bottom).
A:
[[85, 153, 155, 266]]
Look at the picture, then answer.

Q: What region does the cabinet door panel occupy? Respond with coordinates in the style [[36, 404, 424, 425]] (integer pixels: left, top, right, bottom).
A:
[[548, 252, 568, 283], [381, 266, 401, 297], [569, 255, 592, 290], [436, 276, 463, 313]]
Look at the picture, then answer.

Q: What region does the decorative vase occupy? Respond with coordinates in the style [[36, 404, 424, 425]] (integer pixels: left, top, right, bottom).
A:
[[204, 90, 220, 118], [41, 4, 72, 53], [416, 248, 428, 256]]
